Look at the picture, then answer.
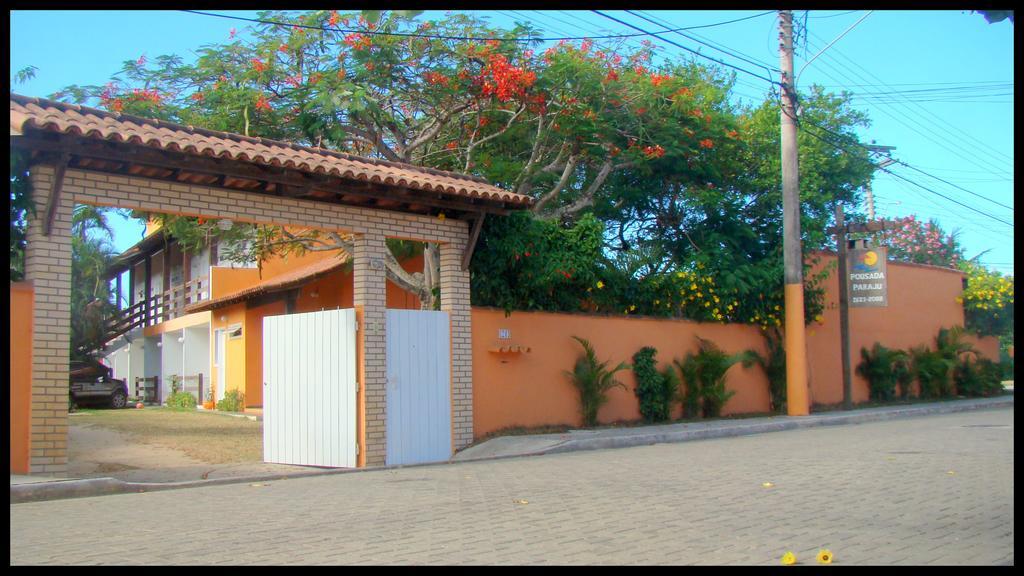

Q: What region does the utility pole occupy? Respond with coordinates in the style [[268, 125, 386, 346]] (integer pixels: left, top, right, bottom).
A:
[[834, 204, 853, 410], [779, 10, 809, 416], [863, 144, 897, 220]]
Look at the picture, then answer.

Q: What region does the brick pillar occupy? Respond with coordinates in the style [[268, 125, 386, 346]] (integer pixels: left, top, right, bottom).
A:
[[25, 164, 73, 475], [353, 233, 387, 466], [439, 238, 473, 452]]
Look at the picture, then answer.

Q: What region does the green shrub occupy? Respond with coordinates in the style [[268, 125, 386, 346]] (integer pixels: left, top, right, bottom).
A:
[[747, 328, 786, 413], [565, 336, 629, 428], [632, 347, 677, 423], [856, 343, 906, 401], [165, 391, 197, 410], [911, 345, 954, 398], [216, 389, 245, 412], [954, 357, 1004, 397], [676, 337, 751, 419], [892, 352, 916, 399]]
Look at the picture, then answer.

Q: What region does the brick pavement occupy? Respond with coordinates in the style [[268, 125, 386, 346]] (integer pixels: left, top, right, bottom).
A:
[[10, 408, 1013, 565]]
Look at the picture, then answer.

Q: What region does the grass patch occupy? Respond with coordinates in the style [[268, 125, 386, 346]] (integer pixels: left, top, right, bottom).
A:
[[72, 407, 262, 465]]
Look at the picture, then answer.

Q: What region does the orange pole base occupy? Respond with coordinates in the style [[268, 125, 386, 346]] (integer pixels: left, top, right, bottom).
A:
[[784, 283, 810, 416]]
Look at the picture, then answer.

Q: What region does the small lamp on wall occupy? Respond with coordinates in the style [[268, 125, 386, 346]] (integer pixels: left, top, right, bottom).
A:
[[310, 288, 320, 298]]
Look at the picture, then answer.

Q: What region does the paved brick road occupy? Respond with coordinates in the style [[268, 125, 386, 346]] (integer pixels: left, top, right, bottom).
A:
[[10, 408, 1013, 565]]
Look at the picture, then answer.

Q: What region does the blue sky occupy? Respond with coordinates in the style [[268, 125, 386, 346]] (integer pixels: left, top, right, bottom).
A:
[[10, 10, 1014, 275]]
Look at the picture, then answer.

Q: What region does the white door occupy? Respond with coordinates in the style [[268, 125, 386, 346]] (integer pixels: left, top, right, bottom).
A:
[[214, 329, 226, 403], [263, 308, 357, 468], [386, 309, 451, 466]]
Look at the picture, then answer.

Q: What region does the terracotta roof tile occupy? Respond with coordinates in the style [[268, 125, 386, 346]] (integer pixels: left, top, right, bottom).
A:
[[186, 255, 351, 314], [11, 93, 533, 208]]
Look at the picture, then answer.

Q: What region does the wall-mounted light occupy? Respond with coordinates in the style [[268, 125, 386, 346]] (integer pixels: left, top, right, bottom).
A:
[[156, 341, 162, 348], [177, 335, 185, 343], [220, 315, 227, 322], [310, 288, 320, 298]]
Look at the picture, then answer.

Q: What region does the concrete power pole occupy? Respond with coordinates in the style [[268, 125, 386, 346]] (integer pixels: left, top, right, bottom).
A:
[[864, 144, 897, 220], [779, 10, 809, 416]]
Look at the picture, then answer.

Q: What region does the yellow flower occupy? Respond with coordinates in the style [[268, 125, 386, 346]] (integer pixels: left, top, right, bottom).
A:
[[654, 299, 660, 305], [781, 552, 797, 565], [691, 283, 698, 290], [816, 550, 833, 564], [714, 296, 720, 303], [596, 281, 605, 289], [437, 212, 446, 221], [629, 304, 636, 311], [704, 301, 711, 307], [696, 292, 703, 298], [774, 305, 780, 311]]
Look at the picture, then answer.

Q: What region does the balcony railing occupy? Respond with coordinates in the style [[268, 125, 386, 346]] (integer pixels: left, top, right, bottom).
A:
[[105, 276, 209, 341]]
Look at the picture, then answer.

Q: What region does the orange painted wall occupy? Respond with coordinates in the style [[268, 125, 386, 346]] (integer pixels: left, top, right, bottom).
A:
[[210, 267, 262, 299], [471, 254, 1000, 439], [805, 252, 999, 406], [10, 282, 34, 474], [210, 304, 247, 402], [471, 307, 769, 438]]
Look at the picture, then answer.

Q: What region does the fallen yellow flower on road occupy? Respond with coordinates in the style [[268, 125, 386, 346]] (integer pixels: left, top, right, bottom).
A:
[[947, 470, 956, 475], [513, 499, 529, 505], [762, 482, 774, 488], [781, 551, 797, 565], [817, 549, 833, 564]]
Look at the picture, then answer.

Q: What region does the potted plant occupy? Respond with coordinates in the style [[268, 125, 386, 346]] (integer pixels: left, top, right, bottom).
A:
[[202, 386, 216, 410]]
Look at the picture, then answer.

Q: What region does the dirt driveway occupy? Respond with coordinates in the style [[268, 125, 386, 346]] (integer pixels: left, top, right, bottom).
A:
[[68, 407, 322, 483]]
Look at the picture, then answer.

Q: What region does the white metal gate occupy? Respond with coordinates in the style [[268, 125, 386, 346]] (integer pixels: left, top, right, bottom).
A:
[[386, 309, 452, 466], [263, 308, 357, 467]]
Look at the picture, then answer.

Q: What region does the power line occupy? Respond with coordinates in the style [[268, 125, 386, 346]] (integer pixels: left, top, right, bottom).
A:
[[807, 10, 863, 19], [592, 10, 779, 86], [804, 28, 1015, 169], [798, 37, 1015, 180], [181, 9, 774, 43], [625, 10, 780, 79], [799, 119, 1014, 228]]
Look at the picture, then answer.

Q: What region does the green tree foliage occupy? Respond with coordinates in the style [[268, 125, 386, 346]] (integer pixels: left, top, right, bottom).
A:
[[957, 260, 1013, 338], [70, 205, 119, 361], [10, 151, 33, 281], [51, 10, 877, 324], [564, 336, 629, 427]]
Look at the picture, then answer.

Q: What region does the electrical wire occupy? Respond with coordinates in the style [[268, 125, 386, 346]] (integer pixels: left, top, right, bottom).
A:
[[800, 120, 1014, 228], [181, 9, 774, 43], [592, 10, 780, 86]]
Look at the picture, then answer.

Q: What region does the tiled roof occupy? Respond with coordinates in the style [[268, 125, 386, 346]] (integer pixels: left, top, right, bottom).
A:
[[185, 255, 350, 314], [10, 92, 532, 208]]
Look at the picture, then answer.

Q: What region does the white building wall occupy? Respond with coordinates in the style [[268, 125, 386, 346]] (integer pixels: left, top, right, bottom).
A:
[[160, 331, 184, 401]]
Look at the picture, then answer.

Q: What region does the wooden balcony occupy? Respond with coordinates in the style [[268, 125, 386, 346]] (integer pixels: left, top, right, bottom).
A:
[[105, 276, 209, 341]]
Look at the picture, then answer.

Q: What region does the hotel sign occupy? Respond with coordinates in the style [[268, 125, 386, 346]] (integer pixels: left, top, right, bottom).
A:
[[848, 246, 888, 307]]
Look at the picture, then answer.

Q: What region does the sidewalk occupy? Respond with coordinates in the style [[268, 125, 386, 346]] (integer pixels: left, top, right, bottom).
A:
[[12, 393, 1012, 504]]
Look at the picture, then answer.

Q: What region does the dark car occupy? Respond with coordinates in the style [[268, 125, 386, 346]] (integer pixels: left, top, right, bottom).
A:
[[69, 359, 129, 408]]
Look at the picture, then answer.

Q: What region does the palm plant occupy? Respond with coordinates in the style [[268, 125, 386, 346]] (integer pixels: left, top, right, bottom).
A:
[[910, 345, 954, 398], [856, 343, 906, 401], [892, 352, 917, 399], [676, 337, 752, 419], [564, 336, 630, 427]]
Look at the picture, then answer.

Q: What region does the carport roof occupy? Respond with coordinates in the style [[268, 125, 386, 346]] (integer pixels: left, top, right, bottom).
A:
[[10, 93, 533, 216]]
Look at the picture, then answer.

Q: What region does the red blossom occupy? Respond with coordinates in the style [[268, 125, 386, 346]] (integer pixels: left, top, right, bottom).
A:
[[255, 95, 272, 112], [191, 92, 205, 102], [136, 54, 147, 67], [445, 141, 458, 150], [699, 139, 714, 149], [327, 10, 340, 27], [229, 28, 236, 39], [251, 58, 267, 73], [279, 44, 289, 53]]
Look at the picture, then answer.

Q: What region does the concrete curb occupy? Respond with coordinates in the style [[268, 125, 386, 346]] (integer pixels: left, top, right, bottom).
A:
[[540, 395, 1014, 456], [11, 394, 1012, 504]]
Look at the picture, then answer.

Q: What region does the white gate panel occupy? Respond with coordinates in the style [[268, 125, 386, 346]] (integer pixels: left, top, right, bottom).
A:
[[263, 308, 356, 468], [386, 309, 451, 466]]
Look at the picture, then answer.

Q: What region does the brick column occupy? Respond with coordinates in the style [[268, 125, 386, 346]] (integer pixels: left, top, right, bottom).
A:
[[25, 164, 73, 475], [353, 233, 388, 466], [439, 238, 473, 452]]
